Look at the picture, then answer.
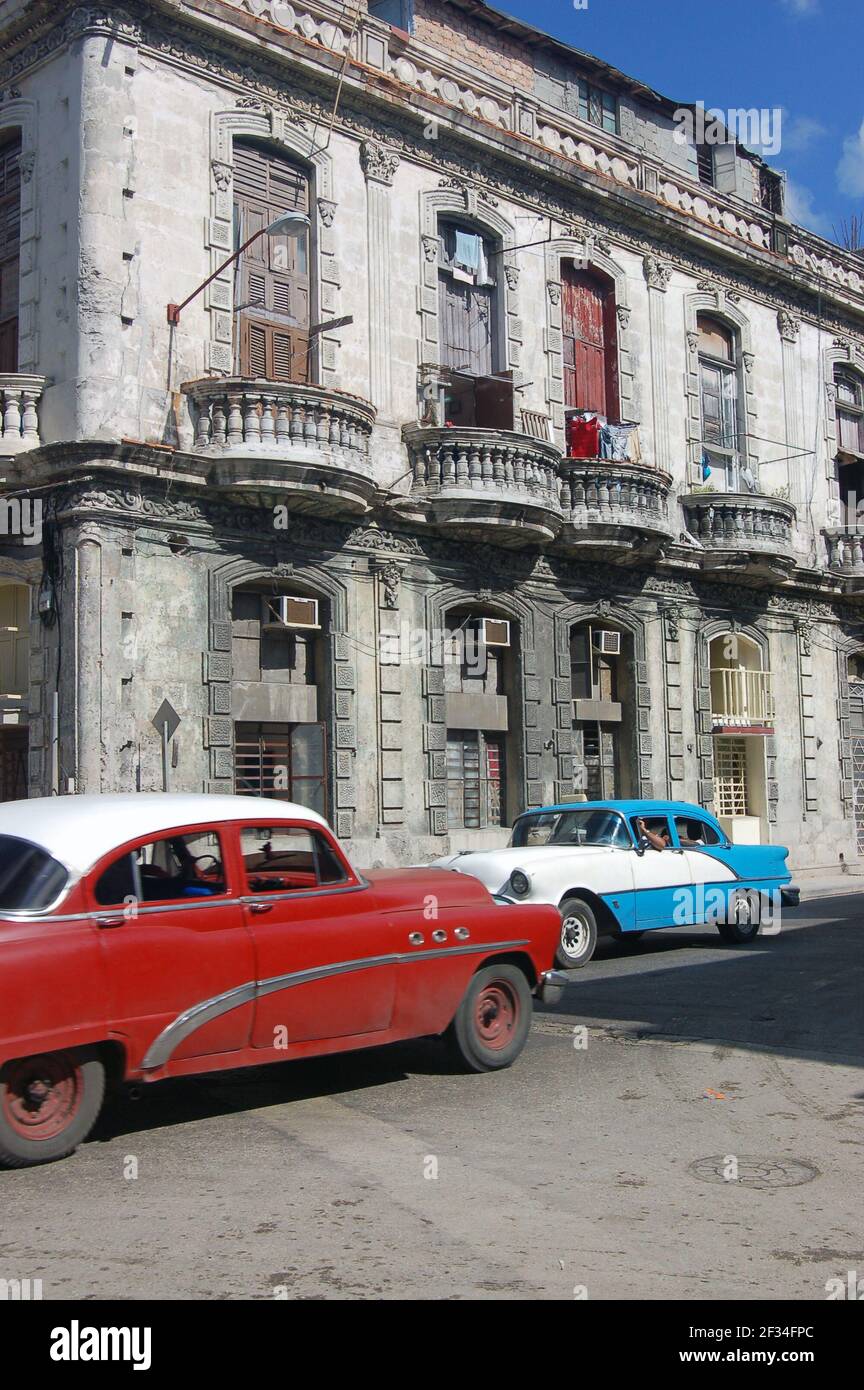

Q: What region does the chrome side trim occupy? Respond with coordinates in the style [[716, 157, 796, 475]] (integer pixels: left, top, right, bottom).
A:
[[140, 938, 531, 1070], [141, 980, 258, 1069]]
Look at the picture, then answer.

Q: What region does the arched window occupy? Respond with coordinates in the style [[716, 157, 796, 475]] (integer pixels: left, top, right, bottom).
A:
[[698, 313, 742, 490], [561, 264, 619, 418], [834, 369, 864, 521], [0, 130, 21, 373], [437, 219, 511, 428], [443, 608, 513, 830], [835, 370, 864, 455], [231, 583, 328, 814], [570, 620, 632, 799], [233, 140, 311, 383]]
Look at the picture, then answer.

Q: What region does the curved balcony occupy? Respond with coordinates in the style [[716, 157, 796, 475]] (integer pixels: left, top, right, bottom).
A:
[[182, 378, 377, 516], [558, 459, 674, 556], [401, 425, 563, 546], [681, 492, 797, 577], [824, 528, 864, 592]]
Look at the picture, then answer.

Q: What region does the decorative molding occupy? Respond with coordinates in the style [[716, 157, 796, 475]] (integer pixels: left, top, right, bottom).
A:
[[778, 309, 800, 343]]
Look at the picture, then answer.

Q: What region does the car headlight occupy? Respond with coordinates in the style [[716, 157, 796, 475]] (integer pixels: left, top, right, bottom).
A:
[[509, 869, 530, 897]]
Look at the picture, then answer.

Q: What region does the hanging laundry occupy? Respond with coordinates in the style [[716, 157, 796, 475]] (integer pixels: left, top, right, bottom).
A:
[[739, 462, 757, 493], [453, 229, 481, 271], [701, 451, 712, 480], [600, 422, 637, 461], [566, 414, 600, 458]]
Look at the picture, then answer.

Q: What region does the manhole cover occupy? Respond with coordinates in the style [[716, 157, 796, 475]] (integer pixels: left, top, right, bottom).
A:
[[688, 1155, 820, 1188]]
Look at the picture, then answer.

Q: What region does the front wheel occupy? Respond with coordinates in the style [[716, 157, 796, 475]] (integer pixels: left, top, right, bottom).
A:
[[0, 1049, 105, 1168], [716, 890, 762, 945], [556, 896, 598, 969], [445, 964, 533, 1072]]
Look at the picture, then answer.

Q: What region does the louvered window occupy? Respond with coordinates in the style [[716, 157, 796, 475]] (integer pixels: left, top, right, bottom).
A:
[[0, 130, 21, 373], [233, 140, 310, 382]]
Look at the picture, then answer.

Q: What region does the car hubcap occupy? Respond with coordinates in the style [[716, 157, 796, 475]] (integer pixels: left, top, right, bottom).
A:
[[474, 982, 518, 1050], [561, 914, 588, 960], [2, 1054, 83, 1141]]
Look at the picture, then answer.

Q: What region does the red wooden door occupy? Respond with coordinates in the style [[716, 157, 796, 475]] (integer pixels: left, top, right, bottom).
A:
[[561, 265, 619, 417]]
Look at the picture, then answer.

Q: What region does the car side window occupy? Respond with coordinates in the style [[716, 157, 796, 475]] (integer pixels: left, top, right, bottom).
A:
[[631, 815, 673, 849], [674, 816, 721, 847], [241, 826, 350, 894], [93, 830, 227, 907]]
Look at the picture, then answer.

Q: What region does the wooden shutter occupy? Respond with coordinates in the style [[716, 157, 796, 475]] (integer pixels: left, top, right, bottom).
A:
[[0, 131, 21, 374], [561, 265, 619, 417], [233, 141, 309, 382]]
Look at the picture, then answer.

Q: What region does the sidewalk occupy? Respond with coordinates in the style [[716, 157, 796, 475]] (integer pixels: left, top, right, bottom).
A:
[[791, 866, 864, 900]]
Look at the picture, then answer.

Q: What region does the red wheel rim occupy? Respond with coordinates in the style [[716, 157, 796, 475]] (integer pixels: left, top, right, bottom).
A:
[[2, 1053, 83, 1142], [474, 981, 519, 1051]]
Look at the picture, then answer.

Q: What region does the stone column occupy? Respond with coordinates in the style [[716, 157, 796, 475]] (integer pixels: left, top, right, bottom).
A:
[[75, 532, 103, 793], [360, 141, 400, 419], [643, 256, 673, 472], [778, 310, 804, 509]]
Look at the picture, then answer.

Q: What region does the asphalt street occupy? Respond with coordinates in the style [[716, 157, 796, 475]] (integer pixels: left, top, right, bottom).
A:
[[3, 893, 862, 1300]]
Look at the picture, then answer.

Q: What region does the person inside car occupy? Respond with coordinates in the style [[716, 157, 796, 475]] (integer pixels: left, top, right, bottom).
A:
[[635, 816, 671, 851]]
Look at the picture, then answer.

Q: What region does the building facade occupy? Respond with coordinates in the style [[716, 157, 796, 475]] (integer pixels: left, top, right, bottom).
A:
[[0, 0, 863, 867]]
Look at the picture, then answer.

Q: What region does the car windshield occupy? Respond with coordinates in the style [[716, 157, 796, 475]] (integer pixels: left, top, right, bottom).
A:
[[511, 809, 631, 849], [0, 835, 69, 911]]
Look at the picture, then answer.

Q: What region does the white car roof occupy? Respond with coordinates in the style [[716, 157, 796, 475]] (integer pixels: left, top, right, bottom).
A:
[[0, 793, 329, 880]]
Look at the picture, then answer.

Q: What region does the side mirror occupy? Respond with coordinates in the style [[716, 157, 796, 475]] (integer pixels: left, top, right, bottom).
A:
[[633, 840, 646, 857]]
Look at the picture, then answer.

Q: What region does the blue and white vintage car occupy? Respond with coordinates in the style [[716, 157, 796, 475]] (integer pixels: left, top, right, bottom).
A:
[[434, 800, 798, 968]]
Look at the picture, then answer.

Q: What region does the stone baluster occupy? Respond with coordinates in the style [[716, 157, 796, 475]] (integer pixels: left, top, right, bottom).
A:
[[20, 389, 39, 443], [2, 387, 21, 441]]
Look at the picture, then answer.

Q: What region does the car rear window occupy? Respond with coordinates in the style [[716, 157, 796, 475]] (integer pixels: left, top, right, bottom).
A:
[[0, 835, 68, 911]]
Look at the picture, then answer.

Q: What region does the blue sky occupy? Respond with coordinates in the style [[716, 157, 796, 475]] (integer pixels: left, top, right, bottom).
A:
[[493, 0, 864, 247]]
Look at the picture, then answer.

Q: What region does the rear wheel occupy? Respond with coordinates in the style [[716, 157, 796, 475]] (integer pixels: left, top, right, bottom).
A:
[[0, 1049, 105, 1168], [556, 896, 598, 968], [716, 890, 762, 944], [445, 964, 533, 1072]]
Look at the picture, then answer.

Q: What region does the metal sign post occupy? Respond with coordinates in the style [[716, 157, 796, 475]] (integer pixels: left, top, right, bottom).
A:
[[151, 700, 181, 792]]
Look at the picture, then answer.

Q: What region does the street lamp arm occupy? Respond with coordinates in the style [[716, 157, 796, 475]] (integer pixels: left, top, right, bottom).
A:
[[166, 226, 264, 326], [166, 210, 311, 326]]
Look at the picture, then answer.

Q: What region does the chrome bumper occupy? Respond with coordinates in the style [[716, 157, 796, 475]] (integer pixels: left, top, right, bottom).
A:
[[536, 969, 571, 1006]]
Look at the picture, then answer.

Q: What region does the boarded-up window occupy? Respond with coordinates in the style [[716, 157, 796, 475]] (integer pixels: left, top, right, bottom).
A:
[[0, 583, 28, 697], [561, 264, 619, 417], [0, 131, 21, 374], [233, 141, 310, 382]]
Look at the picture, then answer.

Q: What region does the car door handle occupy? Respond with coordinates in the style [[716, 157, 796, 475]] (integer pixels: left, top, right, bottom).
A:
[[248, 901, 273, 915], [94, 914, 125, 928]]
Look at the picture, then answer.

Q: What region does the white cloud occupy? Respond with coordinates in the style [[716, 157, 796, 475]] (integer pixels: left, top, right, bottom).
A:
[[784, 178, 832, 237], [779, 0, 820, 14], [782, 114, 827, 154], [837, 119, 864, 197]]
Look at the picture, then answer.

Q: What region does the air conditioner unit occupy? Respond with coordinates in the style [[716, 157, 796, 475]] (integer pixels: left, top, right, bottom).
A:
[[592, 629, 621, 656], [482, 618, 511, 647], [263, 596, 320, 630]]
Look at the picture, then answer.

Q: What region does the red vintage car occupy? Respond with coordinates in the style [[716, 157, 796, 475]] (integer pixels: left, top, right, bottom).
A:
[[0, 794, 564, 1167]]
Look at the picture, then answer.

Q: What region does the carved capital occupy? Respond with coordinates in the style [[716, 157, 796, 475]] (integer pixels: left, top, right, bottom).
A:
[[616, 304, 631, 330], [317, 197, 336, 227], [546, 280, 561, 306], [777, 309, 800, 343], [421, 234, 438, 263], [360, 141, 400, 185], [643, 256, 672, 291], [503, 263, 520, 290]]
